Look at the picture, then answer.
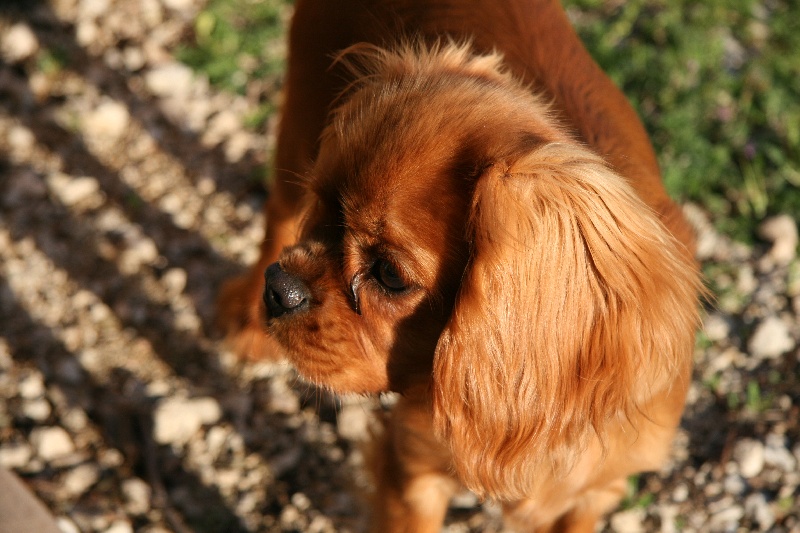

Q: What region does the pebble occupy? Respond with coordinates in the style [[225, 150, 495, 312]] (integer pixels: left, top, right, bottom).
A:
[[764, 433, 796, 472], [336, 401, 371, 442], [0, 444, 33, 469], [0, 23, 40, 63], [144, 62, 194, 99], [122, 478, 152, 515], [84, 99, 131, 141], [29, 426, 76, 461], [18, 371, 46, 399], [734, 439, 765, 478], [709, 505, 745, 528], [63, 464, 101, 496], [609, 508, 645, 533], [758, 215, 798, 266], [703, 313, 731, 343], [745, 492, 776, 531], [47, 174, 102, 208], [748, 316, 795, 359], [105, 521, 134, 533], [22, 398, 52, 422], [153, 396, 223, 446]]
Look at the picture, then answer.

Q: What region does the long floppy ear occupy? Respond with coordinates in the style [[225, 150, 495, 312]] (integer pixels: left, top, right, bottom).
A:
[[432, 143, 701, 500]]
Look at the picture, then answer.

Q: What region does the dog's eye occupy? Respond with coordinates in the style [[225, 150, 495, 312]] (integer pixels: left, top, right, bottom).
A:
[[372, 259, 407, 292]]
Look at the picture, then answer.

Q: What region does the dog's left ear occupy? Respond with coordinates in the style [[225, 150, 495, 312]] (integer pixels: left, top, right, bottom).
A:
[[432, 143, 701, 500]]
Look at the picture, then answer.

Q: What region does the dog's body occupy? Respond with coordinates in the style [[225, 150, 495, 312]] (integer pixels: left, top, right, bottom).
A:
[[219, 1, 702, 531]]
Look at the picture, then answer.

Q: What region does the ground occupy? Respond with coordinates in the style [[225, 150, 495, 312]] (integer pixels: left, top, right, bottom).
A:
[[0, 0, 799, 532]]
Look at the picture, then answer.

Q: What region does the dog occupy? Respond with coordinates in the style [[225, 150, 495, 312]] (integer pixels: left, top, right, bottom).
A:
[[218, 1, 702, 531]]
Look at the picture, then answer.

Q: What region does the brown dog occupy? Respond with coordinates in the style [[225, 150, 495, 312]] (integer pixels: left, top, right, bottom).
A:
[[218, 1, 702, 531]]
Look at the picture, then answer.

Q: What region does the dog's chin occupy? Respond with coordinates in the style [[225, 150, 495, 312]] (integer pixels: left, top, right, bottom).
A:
[[265, 324, 392, 394]]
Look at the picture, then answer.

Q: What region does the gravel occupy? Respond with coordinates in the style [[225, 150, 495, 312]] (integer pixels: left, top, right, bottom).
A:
[[1, 0, 799, 532]]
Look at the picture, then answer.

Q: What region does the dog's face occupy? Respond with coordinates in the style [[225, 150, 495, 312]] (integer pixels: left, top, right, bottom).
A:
[[263, 45, 570, 394], [261, 44, 700, 499]]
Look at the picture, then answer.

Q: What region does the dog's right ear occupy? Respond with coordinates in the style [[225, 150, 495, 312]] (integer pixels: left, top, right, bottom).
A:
[[431, 143, 701, 501]]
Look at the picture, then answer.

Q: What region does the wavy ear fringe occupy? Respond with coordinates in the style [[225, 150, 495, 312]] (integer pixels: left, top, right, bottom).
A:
[[432, 143, 701, 500]]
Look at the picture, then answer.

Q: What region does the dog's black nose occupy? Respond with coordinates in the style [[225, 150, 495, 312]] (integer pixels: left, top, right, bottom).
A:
[[264, 262, 311, 318]]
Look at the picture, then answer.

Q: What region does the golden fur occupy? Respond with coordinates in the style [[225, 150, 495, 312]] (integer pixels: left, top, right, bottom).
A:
[[218, 2, 702, 531]]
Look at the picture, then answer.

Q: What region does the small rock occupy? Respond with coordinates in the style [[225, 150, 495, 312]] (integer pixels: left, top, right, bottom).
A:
[[162, 268, 187, 296], [745, 493, 776, 531], [758, 215, 798, 266], [105, 521, 134, 533], [78, 0, 111, 19], [7, 125, 36, 154], [710, 505, 745, 528], [162, 0, 195, 13], [336, 402, 371, 442], [47, 174, 102, 207], [63, 464, 101, 496], [733, 438, 765, 478], [1, 23, 39, 63], [0, 444, 33, 469], [145, 62, 194, 99], [56, 518, 81, 533], [29, 426, 75, 461], [764, 433, 796, 472], [84, 99, 131, 141], [122, 478, 152, 515], [153, 396, 222, 446], [18, 372, 46, 399], [703, 313, 731, 342], [748, 316, 794, 359], [22, 398, 52, 422], [123, 46, 146, 71], [609, 508, 645, 533]]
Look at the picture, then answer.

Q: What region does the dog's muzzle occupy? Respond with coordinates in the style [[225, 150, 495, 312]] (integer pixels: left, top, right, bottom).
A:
[[263, 262, 311, 318]]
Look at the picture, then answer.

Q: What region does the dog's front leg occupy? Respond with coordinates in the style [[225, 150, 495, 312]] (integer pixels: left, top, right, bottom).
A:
[[368, 395, 459, 533]]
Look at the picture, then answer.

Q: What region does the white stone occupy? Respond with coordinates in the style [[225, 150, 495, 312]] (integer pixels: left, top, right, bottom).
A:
[[703, 313, 731, 342], [710, 505, 745, 528], [336, 402, 371, 441], [18, 372, 46, 399], [745, 493, 775, 531], [153, 397, 222, 446], [733, 438, 765, 478], [145, 63, 194, 98], [30, 426, 75, 461], [162, 268, 187, 296], [104, 521, 134, 533], [48, 174, 101, 207], [122, 478, 152, 515], [764, 433, 796, 472], [7, 125, 36, 153], [162, 0, 195, 12], [78, 0, 110, 19], [748, 316, 795, 359], [63, 464, 100, 496], [1, 23, 39, 63], [0, 444, 33, 469], [22, 398, 52, 422], [758, 214, 798, 266], [609, 508, 645, 533], [84, 100, 131, 140], [56, 518, 81, 533]]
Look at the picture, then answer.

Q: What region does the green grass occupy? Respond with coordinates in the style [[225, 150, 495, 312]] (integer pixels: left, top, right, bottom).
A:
[[177, 0, 800, 240], [565, 0, 800, 241], [175, 0, 292, 129]]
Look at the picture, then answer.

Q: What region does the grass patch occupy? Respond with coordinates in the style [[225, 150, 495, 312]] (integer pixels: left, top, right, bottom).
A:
[[175, 0, 292, 130], [565, 0, 800, 240]]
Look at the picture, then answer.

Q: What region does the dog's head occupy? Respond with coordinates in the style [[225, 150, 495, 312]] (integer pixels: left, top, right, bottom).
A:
[[263, 42, 700, 498]]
